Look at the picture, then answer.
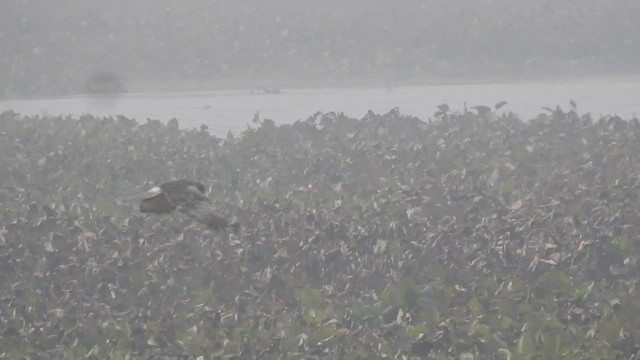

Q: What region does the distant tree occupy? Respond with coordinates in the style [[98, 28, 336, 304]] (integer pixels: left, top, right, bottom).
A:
[[85, 70, 126, 94]]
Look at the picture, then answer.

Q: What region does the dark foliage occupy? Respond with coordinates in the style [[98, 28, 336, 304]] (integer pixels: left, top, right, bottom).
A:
[[1, 106, 640, 358]]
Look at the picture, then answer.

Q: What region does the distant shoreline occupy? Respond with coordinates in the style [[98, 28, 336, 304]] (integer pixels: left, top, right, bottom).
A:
[[125, 71, 640, 94], [5, 70, 640, 101]]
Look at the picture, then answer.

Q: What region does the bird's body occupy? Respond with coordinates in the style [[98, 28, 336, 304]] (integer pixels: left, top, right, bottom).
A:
[[139, 179, 237, 232]]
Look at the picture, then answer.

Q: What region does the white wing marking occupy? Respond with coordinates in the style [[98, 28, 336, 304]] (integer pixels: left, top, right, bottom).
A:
[[142, 186, 162, 199]]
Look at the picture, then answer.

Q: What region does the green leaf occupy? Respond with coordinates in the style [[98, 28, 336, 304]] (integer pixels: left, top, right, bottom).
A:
[[297, 288, 324, 309], [544, 270, 573, 295]]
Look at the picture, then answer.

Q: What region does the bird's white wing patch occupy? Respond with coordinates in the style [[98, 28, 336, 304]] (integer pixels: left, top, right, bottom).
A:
[[117, 186, 162, 206], [142, 186, 162, 199]]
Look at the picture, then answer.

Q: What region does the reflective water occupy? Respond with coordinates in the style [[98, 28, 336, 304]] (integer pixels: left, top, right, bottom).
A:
[[2, 76, 639, 137]]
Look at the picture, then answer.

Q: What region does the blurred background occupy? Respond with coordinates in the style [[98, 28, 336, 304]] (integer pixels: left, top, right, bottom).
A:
[[2, 0, 639, 97]]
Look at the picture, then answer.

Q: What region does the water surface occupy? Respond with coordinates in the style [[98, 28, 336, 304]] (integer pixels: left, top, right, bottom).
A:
[[2, 77, 639, 137]]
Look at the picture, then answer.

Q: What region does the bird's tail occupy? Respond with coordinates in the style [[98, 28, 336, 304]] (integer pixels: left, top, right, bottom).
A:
[[181, 202, 240, 232]]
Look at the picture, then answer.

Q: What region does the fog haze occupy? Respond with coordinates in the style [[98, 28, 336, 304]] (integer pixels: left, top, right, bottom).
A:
[[6, 2, 640, 358], [3, 0, 640, 96]]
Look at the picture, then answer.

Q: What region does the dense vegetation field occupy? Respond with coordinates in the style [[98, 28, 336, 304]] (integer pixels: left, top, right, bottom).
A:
[[1, 107, 640, 359]]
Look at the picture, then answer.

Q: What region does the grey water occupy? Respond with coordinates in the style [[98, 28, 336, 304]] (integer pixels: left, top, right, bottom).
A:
[[2, 76, 639, 137]]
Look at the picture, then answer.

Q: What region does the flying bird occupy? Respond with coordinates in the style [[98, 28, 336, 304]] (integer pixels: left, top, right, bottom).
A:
[[139, 179, 239, 232]]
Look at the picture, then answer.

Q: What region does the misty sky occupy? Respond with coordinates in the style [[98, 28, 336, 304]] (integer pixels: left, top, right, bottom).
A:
[[2, 0, 640, 95]]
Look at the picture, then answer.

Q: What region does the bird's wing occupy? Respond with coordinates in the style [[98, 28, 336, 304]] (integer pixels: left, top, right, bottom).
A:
[[118, 186, 176, 213], [162, 182, 207, 208], [184, 184, 208, 200], [140, 186, 177, 213], [178, 200, 237, 231], [144, 186, 164, 198], [157, 180, 239, 231], [140, 191, 175, 214]]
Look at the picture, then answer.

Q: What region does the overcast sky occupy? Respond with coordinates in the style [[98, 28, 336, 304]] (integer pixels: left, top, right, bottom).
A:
[[2, 0, 639, 95]]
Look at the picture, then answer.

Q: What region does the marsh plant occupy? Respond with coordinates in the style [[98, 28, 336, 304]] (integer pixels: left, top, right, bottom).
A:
[[1, 105, 640, 359]]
